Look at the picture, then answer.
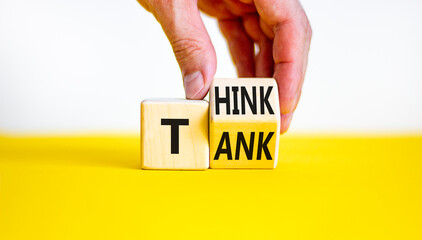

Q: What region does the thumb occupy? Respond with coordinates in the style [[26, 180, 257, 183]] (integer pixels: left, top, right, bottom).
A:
[[150, 0, 216, 99]]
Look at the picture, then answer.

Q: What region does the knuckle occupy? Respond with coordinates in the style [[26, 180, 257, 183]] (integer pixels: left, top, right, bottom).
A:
[[171, 38, 205, 64]]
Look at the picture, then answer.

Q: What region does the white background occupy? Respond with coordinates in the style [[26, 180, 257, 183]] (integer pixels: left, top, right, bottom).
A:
[[0, 0, 421, 134]]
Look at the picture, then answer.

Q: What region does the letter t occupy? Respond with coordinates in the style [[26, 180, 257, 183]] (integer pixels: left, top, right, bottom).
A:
[[161, 118, 189, 154]]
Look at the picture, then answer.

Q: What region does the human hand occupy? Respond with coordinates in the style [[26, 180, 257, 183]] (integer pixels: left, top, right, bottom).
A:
[[138, 0, 312, 133]]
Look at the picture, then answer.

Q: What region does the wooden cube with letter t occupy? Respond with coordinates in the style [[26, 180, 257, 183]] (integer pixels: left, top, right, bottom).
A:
[[209, 78, 281, 169], [141, 99, 209, 170]]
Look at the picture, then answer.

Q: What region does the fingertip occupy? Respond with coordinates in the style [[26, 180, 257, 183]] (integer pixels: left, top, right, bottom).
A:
[[184, 71, 204, 99], [280, 112, 293, 134], [278, 94, 300, 114], [183, 53, 216, 100], [275, 69, 302, 114], [196, 50, 217, 99]]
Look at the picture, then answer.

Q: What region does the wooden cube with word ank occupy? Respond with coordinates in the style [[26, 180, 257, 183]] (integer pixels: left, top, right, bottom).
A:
[[209, 78, 280, 169], [141, 99, 209, 170]]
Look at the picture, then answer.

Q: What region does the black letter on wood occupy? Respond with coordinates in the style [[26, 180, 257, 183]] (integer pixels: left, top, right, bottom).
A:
[[235, 132, 255, 160], [214, 132, 232, 160], [241, 86, 257, 114], [215, 86, 231, 115], [232, 86, 239, 115], [260, 86, 274, 114], [257, 132, 274, 160], [161, 118, 189, 154]]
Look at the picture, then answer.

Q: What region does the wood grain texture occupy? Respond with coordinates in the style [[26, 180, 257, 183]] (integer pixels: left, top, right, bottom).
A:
[[209, 78, 280, 169], [141, 99, 209, 170]]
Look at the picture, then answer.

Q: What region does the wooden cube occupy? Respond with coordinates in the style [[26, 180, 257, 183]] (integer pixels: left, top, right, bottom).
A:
[[141, 99, 209, 170], [209, 78, 280, 169]]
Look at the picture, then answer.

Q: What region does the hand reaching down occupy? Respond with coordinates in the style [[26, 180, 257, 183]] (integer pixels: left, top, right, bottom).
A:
[[138, 0, 312, 133]]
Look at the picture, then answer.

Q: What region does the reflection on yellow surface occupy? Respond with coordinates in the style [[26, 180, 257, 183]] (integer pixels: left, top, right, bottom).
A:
[[0, 134, 421, 239]]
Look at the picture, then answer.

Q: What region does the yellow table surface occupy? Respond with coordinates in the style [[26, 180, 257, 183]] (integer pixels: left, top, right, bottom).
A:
[[0, 134, 421, 239]]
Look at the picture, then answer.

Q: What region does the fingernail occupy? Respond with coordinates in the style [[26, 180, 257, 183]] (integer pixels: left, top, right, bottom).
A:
[[184, 71, 204, 99]]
